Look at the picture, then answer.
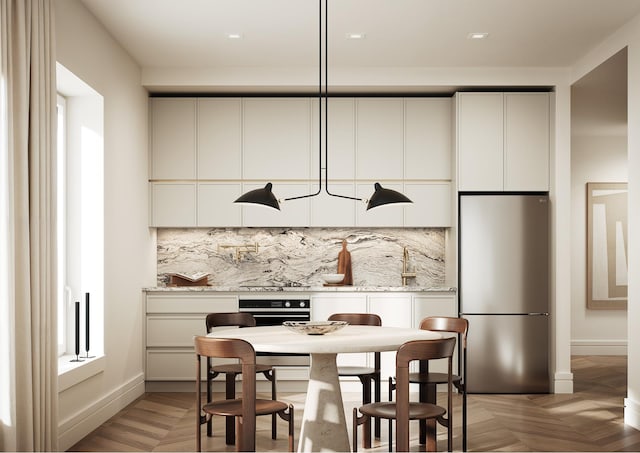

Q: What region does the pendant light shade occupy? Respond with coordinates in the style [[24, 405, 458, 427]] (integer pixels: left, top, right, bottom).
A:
[[233, 0, 412, 212], [234, 183, 280, 210], [366, 183, 413, 210]]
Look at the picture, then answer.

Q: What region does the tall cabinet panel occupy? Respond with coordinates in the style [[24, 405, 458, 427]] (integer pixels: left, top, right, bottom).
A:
[[504, 93, 550, 191], [150, 98, 196, 179], [197, 98, 242, 179], [243, 98, 312, 180], [356, 98, 404, 180], [457, 93, 504, 191]]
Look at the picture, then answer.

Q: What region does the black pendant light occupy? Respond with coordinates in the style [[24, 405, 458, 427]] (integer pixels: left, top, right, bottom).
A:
[[234, 0, 411, 211]]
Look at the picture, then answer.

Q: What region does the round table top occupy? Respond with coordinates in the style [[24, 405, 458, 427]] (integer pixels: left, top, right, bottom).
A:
[[205, 325, 441, 354]]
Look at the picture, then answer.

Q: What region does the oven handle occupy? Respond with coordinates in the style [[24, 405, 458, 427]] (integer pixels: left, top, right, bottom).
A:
[[251, 313, 310, 319]]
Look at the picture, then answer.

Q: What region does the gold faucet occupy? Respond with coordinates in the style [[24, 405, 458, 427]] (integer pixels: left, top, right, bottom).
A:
[[218, 243, 259, 261], [401, 246, 417, 286]]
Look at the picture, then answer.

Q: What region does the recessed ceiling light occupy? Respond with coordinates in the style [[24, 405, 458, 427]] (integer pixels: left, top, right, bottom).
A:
[[226, 33, 243, 39], [467, 32, 489, 40], [346, 33, 366, 39]]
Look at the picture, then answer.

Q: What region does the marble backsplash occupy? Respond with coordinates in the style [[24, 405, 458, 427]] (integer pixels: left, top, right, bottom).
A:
[[157, 228, 445, 287]]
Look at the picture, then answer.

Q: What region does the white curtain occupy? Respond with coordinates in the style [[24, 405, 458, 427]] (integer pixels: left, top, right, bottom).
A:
[[0, 0, 58, 450]]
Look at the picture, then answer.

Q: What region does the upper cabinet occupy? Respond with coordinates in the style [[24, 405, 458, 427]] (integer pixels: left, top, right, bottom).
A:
[[456, 92, 549, 192], [149, 96, 454, 228], [150, 98, 196, 180], [243, 98, 312, 180]]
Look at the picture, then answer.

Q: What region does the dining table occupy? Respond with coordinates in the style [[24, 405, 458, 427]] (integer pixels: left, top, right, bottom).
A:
[[207, 324, 441, 452]]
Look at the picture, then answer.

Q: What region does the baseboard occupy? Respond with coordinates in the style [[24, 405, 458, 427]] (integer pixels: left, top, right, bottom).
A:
[[571, 339, 627, 355], [625, 397, 640, 430], [553, 371, 574, 394], [58, 372, 145, 450]]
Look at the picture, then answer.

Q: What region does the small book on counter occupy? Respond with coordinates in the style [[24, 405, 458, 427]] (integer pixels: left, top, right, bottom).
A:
[[168, 272, 210, 286]]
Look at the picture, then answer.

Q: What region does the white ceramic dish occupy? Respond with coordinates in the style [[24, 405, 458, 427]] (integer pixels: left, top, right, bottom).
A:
[[321, 273, 345, 284], [283, 320, 348, 335]]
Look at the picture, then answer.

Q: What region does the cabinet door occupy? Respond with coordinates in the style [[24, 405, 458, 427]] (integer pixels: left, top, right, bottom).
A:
[[243, 98, 311, 180], [241, 182, 310, 227], [403, 183, 451, 227], [150, 182, 196, 227], [355, 182, 404, 227], [356, 98, 404, 180], [311, 295, 368, 369], [405, 98, 452, 180], [368, 294, 413, 380], [504, 93, 549, 191], [311, 98, 356, 181], [197, 98, 242, 179], [197, 183, 242, 227], [413, 294, 459, 375], [150, 98, 196, 179], [457, 93, 504, 191], [310, 181, 357, 227]]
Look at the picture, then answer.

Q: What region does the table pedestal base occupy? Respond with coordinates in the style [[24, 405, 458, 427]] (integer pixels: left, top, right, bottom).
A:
[[298, 353, 351, 452]]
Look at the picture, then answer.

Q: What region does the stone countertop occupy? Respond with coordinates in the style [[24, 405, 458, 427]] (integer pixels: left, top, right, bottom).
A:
[[143, 285, 456, 293]]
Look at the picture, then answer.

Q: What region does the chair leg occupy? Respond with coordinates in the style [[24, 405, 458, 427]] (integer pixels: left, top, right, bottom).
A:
[[374, 372, 381, 438], [425, 383, 437, 452], [207, 370, 219, 437], [359, 376, 372, 449], [388, 377, 394, 452], [462, 386, 467, 452], [264, 368, 278, 440], [225, 373, 236, 445]]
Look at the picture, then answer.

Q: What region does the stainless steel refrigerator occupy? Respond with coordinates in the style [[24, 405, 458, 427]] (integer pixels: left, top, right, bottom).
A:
[[459, 193, 550, 393]]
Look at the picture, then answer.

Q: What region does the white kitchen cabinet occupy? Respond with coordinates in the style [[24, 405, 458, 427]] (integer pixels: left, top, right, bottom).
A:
[[145, 294, 238, 381], [404, 98, 452, 180], [197, 183, 242, 227], [456, 92, 550, 192], [242, 98, 312, 181], [311, 98, 356, 181], [356, 98, 404, 180], [197, 98, 242, 180], [413, 294, 459, 376], [311, 294, 369, 372], [241, 182, 310, 227], [150, 98, 196, 180], [403, 182, 452, 227], [457, 93, 504, 191], [504, 93, 550, 191], [355, 182, 405, 227], [368, 294, 413, 380], [309, 180, 357, 227], [150, 182, 196, 227]]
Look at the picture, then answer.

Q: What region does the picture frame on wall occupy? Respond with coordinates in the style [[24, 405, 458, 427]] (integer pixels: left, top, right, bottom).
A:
[[586, 182, 628, 309]]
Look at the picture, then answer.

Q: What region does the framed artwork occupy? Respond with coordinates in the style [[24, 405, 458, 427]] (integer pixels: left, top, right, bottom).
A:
[[586, 182, 628, 309]]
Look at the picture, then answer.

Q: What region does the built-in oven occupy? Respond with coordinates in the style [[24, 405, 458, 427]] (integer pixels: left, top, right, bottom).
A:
[[239, 297, 311, 367]]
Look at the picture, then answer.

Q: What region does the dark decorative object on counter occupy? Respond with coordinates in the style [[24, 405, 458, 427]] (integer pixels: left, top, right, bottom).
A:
[[234, 0, 411, 211]]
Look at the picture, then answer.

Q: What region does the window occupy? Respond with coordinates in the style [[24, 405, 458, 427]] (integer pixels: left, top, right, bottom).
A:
[[56, 63, 104, 368]]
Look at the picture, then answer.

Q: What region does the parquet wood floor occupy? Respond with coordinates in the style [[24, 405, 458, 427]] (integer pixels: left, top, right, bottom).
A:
[[69, 356, 640, 452]]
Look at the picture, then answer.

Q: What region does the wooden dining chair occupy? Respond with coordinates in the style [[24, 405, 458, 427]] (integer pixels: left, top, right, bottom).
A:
[[328, 313, 382, 446], [195, 336, 294, 452], [353, 337, 456, 452], [205, 313, 278, 444], [389, 316, 469, 451]]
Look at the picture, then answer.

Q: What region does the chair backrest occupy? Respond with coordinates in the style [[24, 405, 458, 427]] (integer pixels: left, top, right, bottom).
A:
[[328, 312, 382, 327], [419, 316, 468, 348], [194, 336, 257, 450], [395, 337, 456, 452], [205, 312, 256, 333]]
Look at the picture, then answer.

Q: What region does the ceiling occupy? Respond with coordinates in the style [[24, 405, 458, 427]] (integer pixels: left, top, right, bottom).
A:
[[80, 0, 640, 92]]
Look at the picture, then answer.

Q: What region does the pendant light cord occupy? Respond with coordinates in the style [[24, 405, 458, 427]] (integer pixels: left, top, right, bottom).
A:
[[284, 0, 362, 203]]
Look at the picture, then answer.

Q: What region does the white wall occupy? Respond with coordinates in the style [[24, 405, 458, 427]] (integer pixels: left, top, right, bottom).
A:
[[571, 135, 628, 354], [54, 0, 155, 449], [571, 12, 640, 431]]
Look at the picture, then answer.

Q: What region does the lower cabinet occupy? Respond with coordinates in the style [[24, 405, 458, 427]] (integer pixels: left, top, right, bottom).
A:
[[145, 293, 238, 381], [144, 291, 457, 391]]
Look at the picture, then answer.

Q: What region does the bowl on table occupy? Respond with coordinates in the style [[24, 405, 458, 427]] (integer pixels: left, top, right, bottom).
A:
[[283, 320, 348, 335]]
